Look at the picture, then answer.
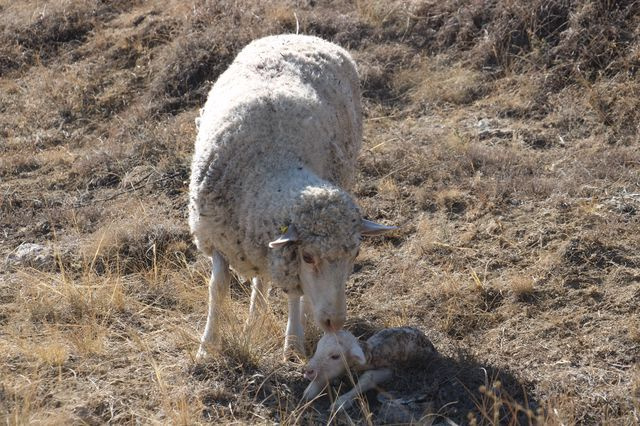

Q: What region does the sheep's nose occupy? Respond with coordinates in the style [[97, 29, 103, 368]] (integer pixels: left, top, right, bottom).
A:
[[322, 315, 345, 333]]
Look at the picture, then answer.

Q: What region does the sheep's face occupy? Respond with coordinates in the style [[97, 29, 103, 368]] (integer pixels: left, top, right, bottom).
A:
[[267, 186, 397, 333], [302, 331, 366, 400], [297, 217, 397, 333], [297, 244, 356, 333], [268, 224, 358, 333]]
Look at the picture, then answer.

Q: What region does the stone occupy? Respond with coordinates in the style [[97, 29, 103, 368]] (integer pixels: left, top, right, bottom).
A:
[[6, 242, 55, 270]]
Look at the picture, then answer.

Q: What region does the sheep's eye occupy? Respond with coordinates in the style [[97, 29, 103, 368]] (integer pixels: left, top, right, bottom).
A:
[[302, 252, 314, 264], [330, 354, 340, 360]]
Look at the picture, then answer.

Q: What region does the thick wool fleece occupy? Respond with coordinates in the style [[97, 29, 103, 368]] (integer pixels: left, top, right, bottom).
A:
[[189, 34, 362, 290]]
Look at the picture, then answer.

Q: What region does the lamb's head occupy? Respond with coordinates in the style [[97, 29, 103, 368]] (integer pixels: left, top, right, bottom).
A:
[[302, 330, 366, 401], [269, 186, 395, 333]]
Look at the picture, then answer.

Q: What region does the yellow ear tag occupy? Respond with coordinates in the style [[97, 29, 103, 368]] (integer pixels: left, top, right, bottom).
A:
[[279, 225, 288, 235]]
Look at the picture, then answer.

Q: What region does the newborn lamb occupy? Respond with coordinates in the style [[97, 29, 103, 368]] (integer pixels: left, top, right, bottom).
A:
[[303, 327, 436, 409]]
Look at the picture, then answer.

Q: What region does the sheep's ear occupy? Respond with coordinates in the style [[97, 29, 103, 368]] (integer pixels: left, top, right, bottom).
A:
[[360, 219, 397, 236], [348, 344, 366, 366], [268, 225, 298, 248]]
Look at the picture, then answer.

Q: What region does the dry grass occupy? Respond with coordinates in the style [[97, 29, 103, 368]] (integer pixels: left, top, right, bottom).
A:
[[1, 0, 639, 424], [506, 274, 536, 300], [396, 60, 486, 107]]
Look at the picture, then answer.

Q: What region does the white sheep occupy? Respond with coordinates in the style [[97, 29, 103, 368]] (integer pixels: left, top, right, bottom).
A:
[[188, 34, 396, 359], [303, 327, 436, 409]]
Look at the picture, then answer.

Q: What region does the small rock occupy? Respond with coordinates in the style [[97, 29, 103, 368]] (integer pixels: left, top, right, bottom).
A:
[[5, 242, 55, 270], [475, 118, 491, 132], [474, 118, 513, 140]]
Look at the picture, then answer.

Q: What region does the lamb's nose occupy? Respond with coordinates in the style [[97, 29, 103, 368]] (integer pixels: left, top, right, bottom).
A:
[[304, 368, 316, 380]]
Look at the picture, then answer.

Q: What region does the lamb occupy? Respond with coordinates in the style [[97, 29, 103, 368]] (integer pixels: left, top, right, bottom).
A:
[[188, 34, 396, 360], [302, 327, 436, 409]]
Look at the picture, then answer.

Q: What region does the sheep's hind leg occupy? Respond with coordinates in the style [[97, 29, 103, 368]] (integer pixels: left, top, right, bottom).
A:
[[333, 368, 393, 410], [196, 251, 230, 360], [284, 293, 305, 360], [247, 277, 268, 328]]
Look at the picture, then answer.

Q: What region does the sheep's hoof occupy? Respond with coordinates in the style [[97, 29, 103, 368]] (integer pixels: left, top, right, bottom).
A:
[[195, 341, 219, 361], [195, 347, 209, 361], [283, 348, 305, 363], [283, 338, 306, 362], [283, 345, 306, 363]]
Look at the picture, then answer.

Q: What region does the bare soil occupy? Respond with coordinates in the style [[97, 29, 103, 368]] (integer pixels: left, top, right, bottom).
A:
[[1, 1, 639, 424]]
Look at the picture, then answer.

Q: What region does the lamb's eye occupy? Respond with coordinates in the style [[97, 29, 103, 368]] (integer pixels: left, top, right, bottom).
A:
[[330, 354, 340, 360], [302, 252, 314, 264]]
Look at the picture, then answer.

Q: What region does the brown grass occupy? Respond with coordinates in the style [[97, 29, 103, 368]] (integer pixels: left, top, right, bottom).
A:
[[1, 0, 639, 424], [396, 60, 486, 107]]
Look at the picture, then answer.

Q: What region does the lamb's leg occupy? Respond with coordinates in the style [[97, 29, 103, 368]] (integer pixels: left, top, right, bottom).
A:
[[284, 293, 305, 359], [196, 251, 230, 360], [247, 276, 268, 327], [303, 378, 328, 402], [334, 368, 393, 410]]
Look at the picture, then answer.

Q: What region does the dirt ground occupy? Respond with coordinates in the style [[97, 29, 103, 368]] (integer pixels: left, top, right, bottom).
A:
[[1, 0, 639, 424]]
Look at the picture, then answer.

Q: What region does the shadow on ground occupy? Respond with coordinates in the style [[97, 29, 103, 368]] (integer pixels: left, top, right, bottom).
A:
[[191, 318, 540, 425]]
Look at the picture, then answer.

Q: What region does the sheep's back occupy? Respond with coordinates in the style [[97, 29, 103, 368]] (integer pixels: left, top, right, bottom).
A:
[[191, 34, 362, 194]]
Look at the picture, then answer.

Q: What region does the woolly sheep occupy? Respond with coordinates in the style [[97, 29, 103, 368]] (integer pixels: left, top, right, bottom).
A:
[[188, 34, 396, 359], [303, 327, 436, 408]]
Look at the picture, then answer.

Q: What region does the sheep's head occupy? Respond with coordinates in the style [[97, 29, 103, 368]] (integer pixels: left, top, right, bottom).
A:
[[269, 186, 396, 333], [302, 330, 366, 401]]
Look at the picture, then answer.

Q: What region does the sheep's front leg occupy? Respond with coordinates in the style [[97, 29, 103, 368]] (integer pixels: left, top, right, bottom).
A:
[[196, 251, 230, 360], [247, 277, 268, 328], [333, 368, 393, 410], [284, 293, 305, 359], [301, 295, 312, 329]]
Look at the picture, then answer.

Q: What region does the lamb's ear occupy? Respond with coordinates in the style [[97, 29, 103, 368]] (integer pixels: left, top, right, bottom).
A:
[[348, 343, 366, 366], [268, 225, 298, 248], [360, 219, 397, 236]]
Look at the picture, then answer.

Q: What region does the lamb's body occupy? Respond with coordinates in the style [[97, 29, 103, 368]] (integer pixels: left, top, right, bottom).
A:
[[358, 327, 437, 370], [190, 34, 361, 280], [189, 35, 395, 359], [303, 327, 436, 408]]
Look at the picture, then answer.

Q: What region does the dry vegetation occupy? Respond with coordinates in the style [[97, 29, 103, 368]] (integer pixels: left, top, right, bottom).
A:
[[1, 0, 639, 424]]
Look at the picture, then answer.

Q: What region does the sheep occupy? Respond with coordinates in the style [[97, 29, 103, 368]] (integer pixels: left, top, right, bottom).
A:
[[302, 327, 436, 409], [188, 34, 396, 360]]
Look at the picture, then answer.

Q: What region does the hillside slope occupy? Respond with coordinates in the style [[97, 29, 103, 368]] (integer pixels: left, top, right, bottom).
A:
[[1, 0, 639, 424]]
